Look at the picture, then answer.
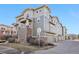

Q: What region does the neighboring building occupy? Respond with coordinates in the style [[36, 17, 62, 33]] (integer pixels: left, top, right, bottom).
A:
[[10, 25, 17, 36], [16, 5, 67, 43], [0, 24, 10, 35], [0, 24, 17, 36], [62, 26, 67, 40], [67, 34, 78, 40]]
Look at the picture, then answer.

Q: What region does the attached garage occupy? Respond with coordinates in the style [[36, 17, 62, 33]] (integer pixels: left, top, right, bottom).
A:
[[46, 32, 56, 44]]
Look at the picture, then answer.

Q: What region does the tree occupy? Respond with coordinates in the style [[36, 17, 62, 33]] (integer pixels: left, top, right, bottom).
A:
[[78, 34, 79, 39]]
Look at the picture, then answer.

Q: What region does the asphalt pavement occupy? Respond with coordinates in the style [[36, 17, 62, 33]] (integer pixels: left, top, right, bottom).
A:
[[0, 46, 20, 54], [32, 40, 79, 54]]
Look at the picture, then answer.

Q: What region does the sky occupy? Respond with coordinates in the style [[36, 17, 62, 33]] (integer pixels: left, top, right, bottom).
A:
[[0, 4, 79, 34]]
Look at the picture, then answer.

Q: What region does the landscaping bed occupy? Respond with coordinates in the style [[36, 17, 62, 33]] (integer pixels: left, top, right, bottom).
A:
[[0, 43, 55, 54]]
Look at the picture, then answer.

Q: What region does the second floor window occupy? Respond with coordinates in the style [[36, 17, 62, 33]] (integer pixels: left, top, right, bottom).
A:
[[39, 10, 42, 12], [27, 14, 29, 18], [36, 11, 38, 13]]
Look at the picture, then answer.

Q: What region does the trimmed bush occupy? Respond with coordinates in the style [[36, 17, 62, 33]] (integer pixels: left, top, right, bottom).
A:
[[28, 37, 48, 46], [8, 37, 15, 43], [15, 39, 20, 43]]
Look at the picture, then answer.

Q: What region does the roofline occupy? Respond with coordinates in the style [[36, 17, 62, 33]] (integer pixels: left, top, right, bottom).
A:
[[34, 5, 51, 12], [16, 5, 51, 18], [0, 24, 9, 27]]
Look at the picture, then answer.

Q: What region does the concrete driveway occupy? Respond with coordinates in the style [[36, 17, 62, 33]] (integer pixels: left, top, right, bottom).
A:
[[32, 40, 79, 54]]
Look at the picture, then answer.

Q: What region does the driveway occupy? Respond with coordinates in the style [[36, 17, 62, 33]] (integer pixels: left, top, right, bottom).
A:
[[32, 40, 79, 54]]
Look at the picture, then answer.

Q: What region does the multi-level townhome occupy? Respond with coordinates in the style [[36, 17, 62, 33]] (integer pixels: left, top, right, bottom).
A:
[[46, 16, 66, 43], [67, 34, 78, 40], [0, 24, 17, 37], [10, 25, 17, 36], [16, 5, 67, 44], [62, 26, 67, 40], [0, 24, 10, 36]]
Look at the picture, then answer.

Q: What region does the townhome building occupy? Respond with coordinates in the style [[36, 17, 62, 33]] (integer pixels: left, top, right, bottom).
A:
[[67, 34, 78, 40], [0, 24, 10, 36], [0, 24, 17, 36], [16, 5, 67, 44]]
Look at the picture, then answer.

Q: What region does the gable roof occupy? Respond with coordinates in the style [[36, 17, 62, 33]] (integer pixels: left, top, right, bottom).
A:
[[16, 5, 50, 18]]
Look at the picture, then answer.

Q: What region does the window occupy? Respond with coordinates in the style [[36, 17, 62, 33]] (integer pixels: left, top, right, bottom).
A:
[[27, 14, 29, 18], [37, 18, 40, 23], [18, 27, 20, 29], [1, 27, 3, 29], [52, 18, 56, 25], [14, 31, 16, 33], [37, 19, 39, 22], [39, 10, 42, 12], [1, 27, 5, 30], [36, 11, 38, 13]]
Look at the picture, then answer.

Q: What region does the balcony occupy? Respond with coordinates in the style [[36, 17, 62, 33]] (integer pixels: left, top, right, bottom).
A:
[[49, 21, 55, 25]]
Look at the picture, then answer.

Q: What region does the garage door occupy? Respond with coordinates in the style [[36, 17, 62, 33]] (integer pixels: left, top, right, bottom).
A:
[[46, 34, 56, 44]]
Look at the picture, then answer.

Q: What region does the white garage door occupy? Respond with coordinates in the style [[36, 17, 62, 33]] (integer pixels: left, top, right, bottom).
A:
[[46, 34, 56, 44]]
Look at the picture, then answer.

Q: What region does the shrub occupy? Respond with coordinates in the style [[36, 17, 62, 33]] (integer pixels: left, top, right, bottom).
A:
[[27, 36, 32, 43], [15, 39, 20, 43], [29, 37, 48, 46], [8, 37, 15, 43]]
